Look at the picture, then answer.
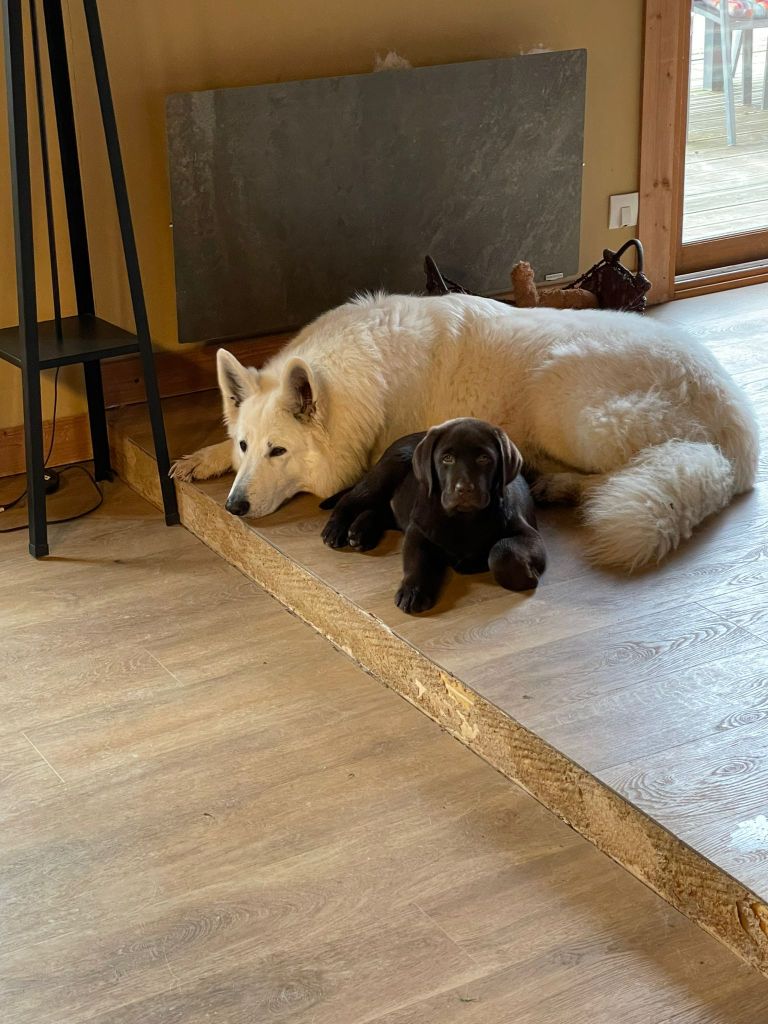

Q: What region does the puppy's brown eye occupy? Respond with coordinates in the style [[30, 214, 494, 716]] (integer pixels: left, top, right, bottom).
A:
[[477, 455, 491, 465], [269, 446, 287, 458], [441, 454, 455, 465], [239, 440, 247, 452]]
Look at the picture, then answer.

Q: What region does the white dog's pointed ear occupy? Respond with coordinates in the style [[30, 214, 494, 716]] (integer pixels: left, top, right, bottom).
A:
[[282, 358, 318, 421], [217, 349, 259, 412]]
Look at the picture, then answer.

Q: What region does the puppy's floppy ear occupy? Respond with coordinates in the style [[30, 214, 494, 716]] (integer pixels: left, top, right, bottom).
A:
[[217, 349, 259, 422], [282, 357, 318, 422], [494, 428, 523, 487], [412, 427, 440, 497]]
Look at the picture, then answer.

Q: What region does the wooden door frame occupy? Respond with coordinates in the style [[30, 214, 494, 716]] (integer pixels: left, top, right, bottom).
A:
[[638, 0, 690, 303], [677, 228, 768, 274], [638, 0, 768, 302]]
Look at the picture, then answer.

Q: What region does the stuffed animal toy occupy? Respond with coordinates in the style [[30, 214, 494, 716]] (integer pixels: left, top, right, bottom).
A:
[[510, 261, 597, 309]]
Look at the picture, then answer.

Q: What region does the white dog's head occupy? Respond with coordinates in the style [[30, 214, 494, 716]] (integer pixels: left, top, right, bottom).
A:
[[217, 349, 332, 518]]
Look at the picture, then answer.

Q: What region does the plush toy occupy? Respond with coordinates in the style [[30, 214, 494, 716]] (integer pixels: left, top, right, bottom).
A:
[[510, 261, 597, 310]]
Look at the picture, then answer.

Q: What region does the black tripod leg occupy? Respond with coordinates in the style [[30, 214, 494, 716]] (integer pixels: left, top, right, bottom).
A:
[[20, 367, 48, 558], [4, 0, 48, 557], [43, 0, 94, 316], [137, 343, 180, 524], [84, 360, 113, 481], [82, 0, 178, 524]]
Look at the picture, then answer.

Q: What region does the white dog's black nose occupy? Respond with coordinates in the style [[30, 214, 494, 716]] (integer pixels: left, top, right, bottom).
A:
[[225, 496, 250, 516]]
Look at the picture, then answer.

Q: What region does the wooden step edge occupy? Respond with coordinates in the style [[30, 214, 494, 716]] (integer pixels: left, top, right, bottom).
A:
[[109, 420, 768, 979]]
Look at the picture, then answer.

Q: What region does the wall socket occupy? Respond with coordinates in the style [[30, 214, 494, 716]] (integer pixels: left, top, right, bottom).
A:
[[608, 192, 639, 229]]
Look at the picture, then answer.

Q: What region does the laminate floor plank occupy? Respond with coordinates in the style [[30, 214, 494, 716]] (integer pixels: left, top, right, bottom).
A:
[[7, 483, 768, 1021], [601, 727, 768, 897]]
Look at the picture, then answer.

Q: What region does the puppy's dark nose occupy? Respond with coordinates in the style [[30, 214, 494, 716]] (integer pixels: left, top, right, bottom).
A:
[[454, 480, 475, 495], [225, 496, 250, 517]]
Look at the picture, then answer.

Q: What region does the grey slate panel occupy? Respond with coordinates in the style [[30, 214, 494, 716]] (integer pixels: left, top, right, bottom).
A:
[[166, 52, 586, 342]]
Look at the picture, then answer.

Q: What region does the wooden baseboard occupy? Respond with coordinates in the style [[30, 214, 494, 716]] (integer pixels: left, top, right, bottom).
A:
[[0, 333, 289, 479], [0, 411, 93, 479]]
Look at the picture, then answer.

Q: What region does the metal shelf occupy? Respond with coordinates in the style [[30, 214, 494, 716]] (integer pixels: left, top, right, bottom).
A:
[[0, 314, 140, 369]]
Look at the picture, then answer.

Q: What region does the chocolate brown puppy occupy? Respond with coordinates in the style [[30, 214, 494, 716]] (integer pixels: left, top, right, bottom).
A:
[[322, 418, 546, 614]]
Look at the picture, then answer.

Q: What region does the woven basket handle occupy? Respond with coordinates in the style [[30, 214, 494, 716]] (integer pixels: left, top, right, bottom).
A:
[[610, 238, 644, 274]]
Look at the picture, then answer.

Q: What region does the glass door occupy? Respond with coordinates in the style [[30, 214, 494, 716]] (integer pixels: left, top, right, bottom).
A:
[[680, 3, 768, 274]]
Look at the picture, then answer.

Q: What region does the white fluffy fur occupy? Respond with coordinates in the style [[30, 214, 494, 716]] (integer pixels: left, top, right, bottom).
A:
[[171, 292, 759, 570], [582, 440, 735, 569]]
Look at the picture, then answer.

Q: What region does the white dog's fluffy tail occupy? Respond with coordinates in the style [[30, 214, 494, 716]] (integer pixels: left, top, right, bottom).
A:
[[583, 440, 738, 570]]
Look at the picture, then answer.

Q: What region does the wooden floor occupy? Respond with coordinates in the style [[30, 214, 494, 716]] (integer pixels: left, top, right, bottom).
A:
[[109, 284, 768, 978], [684, 30, 768, 242], [4, 478, 768, 1021]]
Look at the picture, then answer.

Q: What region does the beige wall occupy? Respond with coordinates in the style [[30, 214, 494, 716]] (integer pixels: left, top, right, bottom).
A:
[[0, 0, 643, 430]]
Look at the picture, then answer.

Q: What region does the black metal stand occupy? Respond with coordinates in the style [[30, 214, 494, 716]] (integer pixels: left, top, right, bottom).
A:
[[1, 0, 179, 558]]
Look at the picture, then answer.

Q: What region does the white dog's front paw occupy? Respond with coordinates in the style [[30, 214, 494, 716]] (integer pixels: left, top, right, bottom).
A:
[[170, 454, 202, 481], [169, 441, 233, 482]]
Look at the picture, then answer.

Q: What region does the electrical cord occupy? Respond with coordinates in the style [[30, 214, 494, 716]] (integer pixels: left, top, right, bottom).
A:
[[0, 365, 60, 513], [0, 368, 105, 532], [0, 465, 103, 534]]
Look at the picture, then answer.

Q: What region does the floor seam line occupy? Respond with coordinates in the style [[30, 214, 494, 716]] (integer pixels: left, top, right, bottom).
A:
[[21, 730, 66, 785]]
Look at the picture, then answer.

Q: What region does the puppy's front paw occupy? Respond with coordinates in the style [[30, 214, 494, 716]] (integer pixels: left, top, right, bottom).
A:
[[395, 581, 436, 615], [348, 510, 385, 552], [489, 537, 546, 592], [496, 560, 542, 591], [322, 511, 352, 549]]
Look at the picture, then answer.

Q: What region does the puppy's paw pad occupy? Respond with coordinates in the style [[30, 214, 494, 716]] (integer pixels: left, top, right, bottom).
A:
[[322, 517, 351, 549], [395, 582, 436, 615], [492, 556, 544, 592], [348, 513, 383, 551]]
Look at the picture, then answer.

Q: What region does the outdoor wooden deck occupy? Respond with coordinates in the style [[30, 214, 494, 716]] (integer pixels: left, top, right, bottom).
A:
[[684, 26, 768, 243]]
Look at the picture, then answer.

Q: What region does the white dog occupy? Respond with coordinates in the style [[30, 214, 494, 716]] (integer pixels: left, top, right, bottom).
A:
[[171, 292, 758, 570]]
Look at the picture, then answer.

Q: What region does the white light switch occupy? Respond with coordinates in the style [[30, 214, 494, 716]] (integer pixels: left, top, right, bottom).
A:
[[609, 192, 639, 229]]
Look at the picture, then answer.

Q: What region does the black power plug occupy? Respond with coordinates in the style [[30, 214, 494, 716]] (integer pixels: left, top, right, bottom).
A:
[[43, 467, 60, 495]]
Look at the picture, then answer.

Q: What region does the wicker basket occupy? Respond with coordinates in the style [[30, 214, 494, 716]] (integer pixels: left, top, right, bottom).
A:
[[564, 239, 651, 313]]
